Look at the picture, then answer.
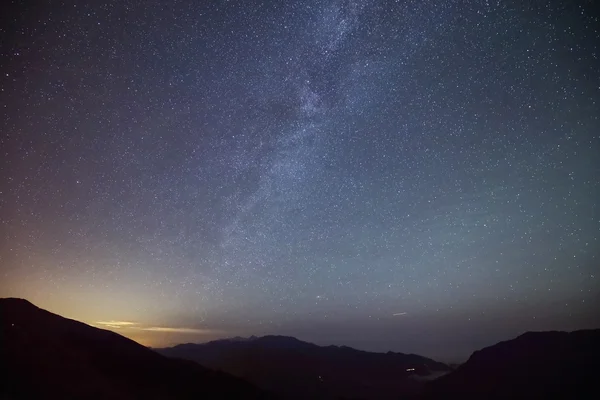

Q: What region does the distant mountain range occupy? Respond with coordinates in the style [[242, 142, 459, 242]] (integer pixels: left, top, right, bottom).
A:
[[2, 297, 599, 400], [0, 298, 272, 399], [156, 329, 600, 400], [156, 334, 451, 399]]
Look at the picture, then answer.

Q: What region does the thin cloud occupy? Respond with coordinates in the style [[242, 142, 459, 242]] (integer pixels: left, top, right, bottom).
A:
[[94, 321, 220, 335], [95, 321, 138, 329], [140, 327, 220, 334]]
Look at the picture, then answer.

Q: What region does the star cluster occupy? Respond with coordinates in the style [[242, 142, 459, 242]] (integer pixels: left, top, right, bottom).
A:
[[1, 0, 598, 360]]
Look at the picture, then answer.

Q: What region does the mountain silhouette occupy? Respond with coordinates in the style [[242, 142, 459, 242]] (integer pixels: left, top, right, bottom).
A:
[[4, 297, 596, 399], [424, 329, 600, 399], [157, 335, 451, 399], [0, 298, 272, 399]]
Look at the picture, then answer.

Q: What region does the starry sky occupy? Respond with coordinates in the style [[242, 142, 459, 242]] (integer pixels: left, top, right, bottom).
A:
[[1, 0, 599, 361]]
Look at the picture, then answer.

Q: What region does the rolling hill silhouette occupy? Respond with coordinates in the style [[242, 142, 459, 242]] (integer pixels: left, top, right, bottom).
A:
[[424, 329, 600, 399], [157, 335, 451, 399], [0, 298, 272, 399]]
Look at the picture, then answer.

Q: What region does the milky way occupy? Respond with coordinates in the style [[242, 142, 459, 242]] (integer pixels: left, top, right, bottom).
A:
[[1, 0, 599, 360]]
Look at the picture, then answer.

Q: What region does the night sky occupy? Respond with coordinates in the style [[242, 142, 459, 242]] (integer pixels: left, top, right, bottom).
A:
[[1, 0, 599, 361]]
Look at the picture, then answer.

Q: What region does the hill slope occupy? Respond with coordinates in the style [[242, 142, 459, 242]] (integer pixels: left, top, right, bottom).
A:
[[0, 298, 272, 399], [424, 329, 600, 399], [157, 335, 451, 399]]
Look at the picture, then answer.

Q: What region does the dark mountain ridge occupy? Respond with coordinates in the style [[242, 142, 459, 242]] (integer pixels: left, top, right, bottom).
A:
[[166, 334, 449, 368], [157, 334, 451, 399], [0, 298, 272, 399], [424, 329, 600, 399]]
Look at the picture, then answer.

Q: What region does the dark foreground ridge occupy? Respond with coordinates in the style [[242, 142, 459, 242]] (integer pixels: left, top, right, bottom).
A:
[[157, 334, 451, 399], [0, 298, 272, 399], [424, 329, 600, 399]]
